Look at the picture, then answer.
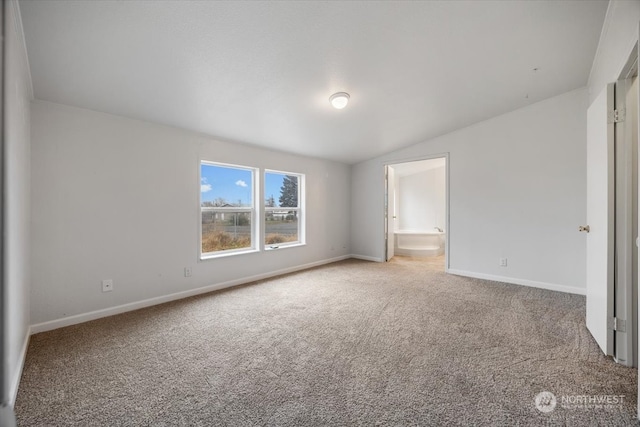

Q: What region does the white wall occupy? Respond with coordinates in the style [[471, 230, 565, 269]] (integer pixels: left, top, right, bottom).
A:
[[397, 166, 445, 231], [351, 88, 587, 294], [4, 0, 32, 405], [30, 101, 351, 327], [588, 0, 640, 104]]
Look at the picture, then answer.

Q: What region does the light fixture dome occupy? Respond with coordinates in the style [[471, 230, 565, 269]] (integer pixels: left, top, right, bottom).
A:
[[330, 92, 350, 109]]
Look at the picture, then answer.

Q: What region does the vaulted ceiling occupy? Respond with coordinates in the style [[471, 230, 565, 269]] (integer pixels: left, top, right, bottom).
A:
[[19, 0, 608, 164]]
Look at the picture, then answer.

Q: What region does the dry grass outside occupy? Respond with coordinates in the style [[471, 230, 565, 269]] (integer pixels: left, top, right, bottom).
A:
[[202, 231, 251, 253], [202, 231, 298, 252], [265, 234, 298, 245]]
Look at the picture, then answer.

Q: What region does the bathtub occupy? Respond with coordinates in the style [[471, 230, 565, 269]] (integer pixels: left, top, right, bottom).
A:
[[394, 230, 445, 257]]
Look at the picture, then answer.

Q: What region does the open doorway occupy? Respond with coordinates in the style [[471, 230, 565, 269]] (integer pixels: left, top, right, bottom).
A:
[[384, 155, 449, 271]]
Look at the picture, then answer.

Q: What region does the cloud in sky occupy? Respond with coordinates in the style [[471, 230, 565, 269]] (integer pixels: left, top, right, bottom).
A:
[[235, 180, 248, 188], [201, 178, 212, 193]]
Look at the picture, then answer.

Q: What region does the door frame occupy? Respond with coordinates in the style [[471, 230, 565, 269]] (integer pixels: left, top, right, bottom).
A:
[[614, 44, 638, 367], [383, 153, 450, 271], [0, 0, 5, 408], [384, 164, 395, 261]]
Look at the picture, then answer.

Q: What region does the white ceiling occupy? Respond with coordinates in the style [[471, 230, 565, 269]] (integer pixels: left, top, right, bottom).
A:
[[19, 0, 608, 164]]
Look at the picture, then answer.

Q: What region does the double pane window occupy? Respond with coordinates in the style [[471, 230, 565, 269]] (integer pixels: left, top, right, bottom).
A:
[[200, 162, 304, 258]]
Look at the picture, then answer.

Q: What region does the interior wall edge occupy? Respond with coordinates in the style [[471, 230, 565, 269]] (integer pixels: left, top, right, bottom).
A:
[[349, 254, 384, 263], [8, 0, 32, 100], [3, 0, 31, 411], [7, 328, 28, 407], [587, 0, 615, 90], [587, 0, 640, 104]]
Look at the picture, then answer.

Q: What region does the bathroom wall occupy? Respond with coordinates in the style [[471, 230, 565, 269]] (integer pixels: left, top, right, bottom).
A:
[[397, 165, 445, 231]]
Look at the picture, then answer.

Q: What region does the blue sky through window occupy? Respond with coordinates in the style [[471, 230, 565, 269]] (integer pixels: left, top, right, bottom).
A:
[[200, 164, 286, 207], [265, 172, 287, 207]]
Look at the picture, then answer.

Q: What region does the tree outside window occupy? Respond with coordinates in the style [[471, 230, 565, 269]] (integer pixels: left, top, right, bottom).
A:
[[265, 171, 303, 247]]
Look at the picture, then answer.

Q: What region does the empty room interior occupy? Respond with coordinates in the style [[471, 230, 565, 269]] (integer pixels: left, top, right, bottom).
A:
[[2, 0, 640, 425]]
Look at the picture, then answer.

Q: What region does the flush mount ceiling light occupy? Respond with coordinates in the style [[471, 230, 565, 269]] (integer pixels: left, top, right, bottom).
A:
[[329, 92, 350, 109]]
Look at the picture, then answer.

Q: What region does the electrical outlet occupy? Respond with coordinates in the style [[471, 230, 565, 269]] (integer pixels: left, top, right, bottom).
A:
[[102, 279, 113, 292], [499, 258, 508, 267], [184, 267, 192, 277]]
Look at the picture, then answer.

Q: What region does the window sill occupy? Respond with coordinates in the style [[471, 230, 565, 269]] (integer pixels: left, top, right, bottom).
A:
[[265, 242, 306, 251], [200, 248, 259, 261]]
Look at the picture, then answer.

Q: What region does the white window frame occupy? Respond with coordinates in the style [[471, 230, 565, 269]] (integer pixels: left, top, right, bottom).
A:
[[264, 170, 305, 250], [200, 161, 259, 259]]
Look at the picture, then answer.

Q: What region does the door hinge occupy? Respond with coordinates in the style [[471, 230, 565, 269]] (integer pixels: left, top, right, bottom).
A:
[[608, 108, 626, 123], [608, 317, 627, 333]]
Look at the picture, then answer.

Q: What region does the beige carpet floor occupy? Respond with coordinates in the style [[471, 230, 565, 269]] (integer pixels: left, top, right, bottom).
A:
[[15, 257, 639, 426]]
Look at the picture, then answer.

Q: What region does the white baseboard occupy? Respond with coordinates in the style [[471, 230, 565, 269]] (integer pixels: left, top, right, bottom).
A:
[[30, 255, 352, 334], [350, 254, 384, 262], [9, 327, 30, 406], [447, 269, 586, 295]]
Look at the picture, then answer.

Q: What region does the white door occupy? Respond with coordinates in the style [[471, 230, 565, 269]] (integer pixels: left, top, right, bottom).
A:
[[586, 83, 615, 356], [386, 166, 395, 261]]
